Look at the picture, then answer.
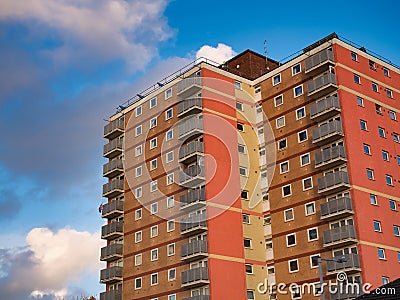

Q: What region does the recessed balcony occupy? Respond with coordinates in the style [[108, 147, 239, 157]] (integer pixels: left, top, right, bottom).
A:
[[100, 243, 123, 262], [181, 267, 209, 288], [102, 179, 124, 198], [180, 188, 206, 211], [179, 165, 205, 188], [179, 141, 204, 165], [103, 159, 124, 178], [315, 145, 347, 170], [320, 197, 353, 221], [104, 119, 124, 140], [178, 97, 203, 118], [177, 76, 202, 98], [180, 213, 207, 236], [101, 221, 123, 240], [181, 240, 208, 262], [100, 290, 122, 300], [326, 253, 361, 275], [323, 225, 357, 248], [318, 171, 350, 195], [310, 96, 341, 122], [102, 199, 124, 219], [312, 120, 344, 145], [100, 266, 123, 284], [305, 48, 335, 76], [103, 139, 123, 159], [307, 73, 338, 99], [178, 115, 203, 141]]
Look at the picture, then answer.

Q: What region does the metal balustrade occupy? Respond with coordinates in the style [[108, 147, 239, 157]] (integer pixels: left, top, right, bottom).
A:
[[313, 120, 344, 145], [181, 267, 209, 287], [104, 119, 124, 139], [178, 115, 203, 140], [100, 243, 123, 261], [326, 253, 361, 274], [320, 197, 353, 221], [323, 225, 357, 247], [102, 199, 124, 219], [100, 266, 123, 284], [305, 48, 335, 76], [103, 159, 124, 178], [179, 141, 204, 164], [310, 96, 341, 122], [181, 240, 208, 261], [102, 179, 124, 198], [103, 139, 123, 159], [180, 188, 206, 210], [315, 145, 347, 169], [180, 214, 207, 235], [179, 165, 205, 187], [178, 97, 202, 118], [308, 73, 337, 99], [318, 171, 350, 195], [177, 76, 202, 98], [101, 221, 123, 240]]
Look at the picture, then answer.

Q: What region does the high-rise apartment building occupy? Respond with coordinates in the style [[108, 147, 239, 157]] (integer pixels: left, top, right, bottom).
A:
[[99, 33, 400, 300]]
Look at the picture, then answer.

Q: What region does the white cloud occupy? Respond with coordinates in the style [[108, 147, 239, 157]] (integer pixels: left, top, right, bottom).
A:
[[196, 43, 237, 64]]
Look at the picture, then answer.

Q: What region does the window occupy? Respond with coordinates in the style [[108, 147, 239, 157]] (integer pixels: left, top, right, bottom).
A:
[[389, 110, 397, 120], [382, 150, 389, 161], [234, 81, 241, 89], [394, 225, 400, 237], [135, 231, 142, 243], [280, 161, 289, 174], [360, 120, 367, 131], [288, 259, 299, 273], [247, 290, 255, 300], [242, 214, 251, 224], [135, 145, 143, 157], [378, 248, 386, 260], [167, 196, 174, 208], [150, 180, 158, 192], [135, 277, 142, 290], [278, 138, 287, 150], [282, 184, 292, 197], [398, 156, 400, 165], [168, 268, 176, 281], [286, 233, 296, 247], [237, 122, 244, 132], [366, 168, 374, 180], [308, 228, 318, 241], [151, 273, 158, 286], [353, 74, 361, 84], [168, 295, 176, 300], [378, 127, 385, 138], [136, 105, 142, 116], [291, 286, 301, 299], [236, 101, 243, 111], [151, 202, 158, 214], [151, 248, 158, 261], [276, 116, 285, 128], [150, 117, 157, 128], [165, 108, 173, 120], [357, 97, 364, 107], [383, 67, 390, 77], [382, 277, 390, 285], [167, 243, 175, 256], [389, 200, 397, 211], [245, 264, 253, 274], [274, 94, 283, 107], [351, 52, 358, 61], [135, 253, 142, 266], [166, 128, 173, 141], [166, 151, 174, 163], [398, 252, 400, 262], [372, 82, 379, 92], [151, 225, 158, 238], [135, 208, 142, 220], [238, 144, 246, 154], [370, 194, 378, 205], [284, 208, 294, 222], [135, 125, 142, 136], [135, 166, 142, 177], [369, 60, 377, 70], [264, 214, 271, 225], [292, 64, 301, 75], [135, 187, 142, 198], [296, 107, 306, 120], [272, 74, 281, 86], [376, 104, 383, 114], [363, 144, 371, 155], [298, 130, 308, 142], [166, 173, 174, 185], [394, 133, 400, 143], [386, 174, 393, 186], [294, 85, 303, 97], [305, 202, 316, 215], [239, 167, 247, 177], [300, 153, 310, 166], [310, 255, 320, 268], [150, 137, 157, 149], [373, 220, 382, 232], [302, 177, 313, 190], [165, 88, 172, 99], [150, 97, 157, 108], [387, 89, 393, 98], [150, 158, 157, 170], [167, 220, 175, 232], [241, 190, 249, 200], [244, 238, 252, 248]]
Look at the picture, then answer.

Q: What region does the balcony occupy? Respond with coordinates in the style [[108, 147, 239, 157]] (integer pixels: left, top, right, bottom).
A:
[[307, 73, 337, 99], [104, 119, 124, 140], [179, 141, 204, 165], [183, 296, 210, 300], [181, 267, 209, 288], [178, 115, 203, 141], [181, 240, 208, 262], [264, 224, 272, 236], [103, 139, 123, 159], [100, 266, 123, 284], [102, 199, 124, 219], [103, 159, 124, 178], [179, 165, 205, 188], [180, 188, 206, 211], [178, 97, 203, 118], [330, 284, 363, 300], [326, 253, 361, 275], [318, 171, 350, 195], [100, 290, 122, 300], [320, 197, 353, 221], [312, 120, 344, 145], [101, 221, 123, 240], [177, 76, 202, 98], [323, 225, 357, 248], [180, 214, 207, 236], [315, 145, 347, 170], [103, 179, 124, 198], [310, 96, 341, 122], [100, 243, 123, 262], [305, 48, 335, 76]]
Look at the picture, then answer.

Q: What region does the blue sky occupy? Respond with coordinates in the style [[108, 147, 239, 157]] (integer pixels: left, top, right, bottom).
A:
[[0, 0, 399, 299]]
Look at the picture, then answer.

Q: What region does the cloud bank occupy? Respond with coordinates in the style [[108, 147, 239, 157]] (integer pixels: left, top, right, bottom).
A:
[[196, 43, 237, 64]]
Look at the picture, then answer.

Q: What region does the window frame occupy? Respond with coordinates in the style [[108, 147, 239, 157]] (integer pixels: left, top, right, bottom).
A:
[[353, 74, 361, 84], [288, 259, 299, 273], [292, 64, 301, 75], [272, 74, 281, 86], [293, 84, 304, 97], [300, 153, 310, 166], [296, 107, 306, 120], [286, 233, 296, 247], [282, 184, 292, 197], [302, 177, 313, 191], [150, 97, 157, 109], [274, 94, 284, 107], [165, 108, 173, 120], [298, 130, 308, 143]]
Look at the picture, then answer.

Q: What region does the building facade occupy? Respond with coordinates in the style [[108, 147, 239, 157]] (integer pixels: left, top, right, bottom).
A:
[[100, 33, 400, 300]]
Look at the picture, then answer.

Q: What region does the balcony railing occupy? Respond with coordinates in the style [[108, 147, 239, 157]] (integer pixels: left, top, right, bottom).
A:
[[323, 225, 357, 248], [330, 284, 363, 300], [183, 296, 210, 300], [102, 199, 124, 219], [178, 97, 203, 118], [181, 267, 209, 288], [315, 145, 347, 169], [307, 73, 337, 99], [181, 214, 207, 235], [181, 240, 208, 262], [100, 243, 123, 262], [310, 96, 341, 122], [102, 179, 124, 198], [178, 115, 203, 141], [103, 139, 123, 159], [104, 119, 124, 139], [318, 171, 350, 195], [103, 159, 124, 178], [100, 266, 123, 284], [312, 120, 344, 145], [180, 188, 206, 211], [320, 197, 353, 221], [305, 48, 335, 76], [100, 290, 122, 300], [177, 76, 202, 98], [179, 141, 204, 164], [179, 165, 205, 188], [101, 221, 123, 240], [326, 253, 361, 275]]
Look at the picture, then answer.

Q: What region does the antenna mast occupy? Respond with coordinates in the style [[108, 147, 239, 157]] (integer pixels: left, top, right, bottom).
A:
[[264, 40, 270, 70]]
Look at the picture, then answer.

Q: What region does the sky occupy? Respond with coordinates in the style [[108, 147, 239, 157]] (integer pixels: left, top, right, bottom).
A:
[[0, 0, 399, 299]]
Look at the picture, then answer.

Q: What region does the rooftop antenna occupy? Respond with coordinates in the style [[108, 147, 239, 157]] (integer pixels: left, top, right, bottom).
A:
[[264, 40, 270, 70]]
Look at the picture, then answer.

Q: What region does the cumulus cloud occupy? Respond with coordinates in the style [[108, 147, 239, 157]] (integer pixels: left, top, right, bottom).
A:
[[196, 43, 237, 64], [0, 227, 102, 300]]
